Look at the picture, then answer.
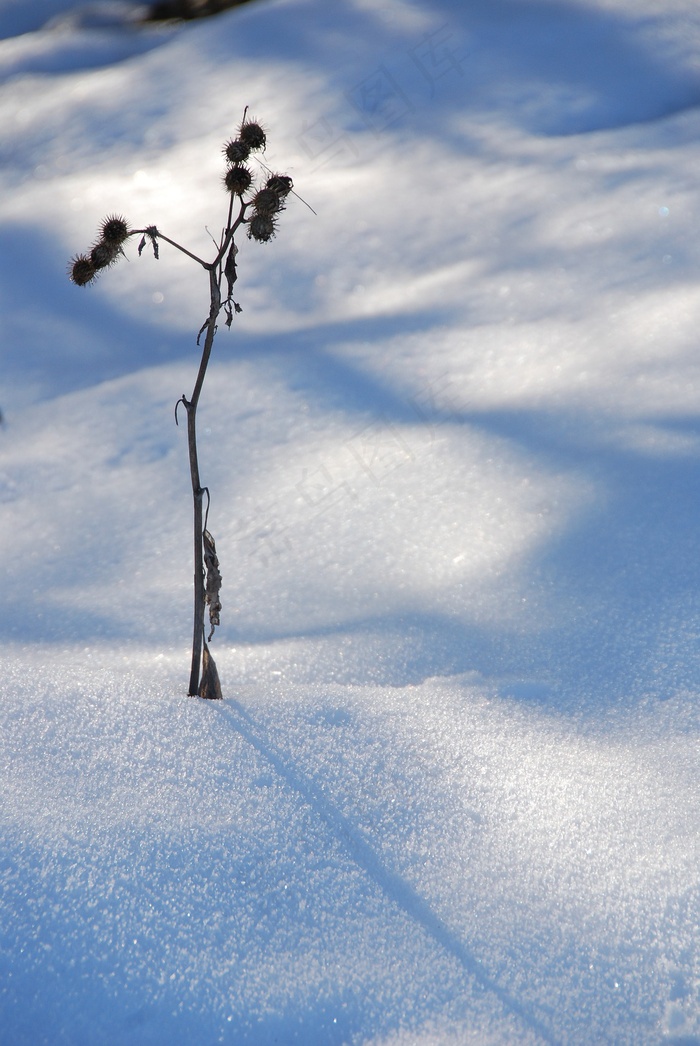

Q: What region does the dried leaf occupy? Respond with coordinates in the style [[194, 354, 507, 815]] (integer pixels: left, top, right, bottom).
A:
[[145, 225, 160, 259], [137, 225, 160, 260], [224, 240, 238, 299], [199, 641, 222, 700], [203, 529, 222, 641], [223, 241, 242, 328]]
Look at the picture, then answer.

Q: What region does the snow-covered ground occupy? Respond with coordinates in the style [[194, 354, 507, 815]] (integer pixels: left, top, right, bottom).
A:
[[1, 0, 699, 1042]]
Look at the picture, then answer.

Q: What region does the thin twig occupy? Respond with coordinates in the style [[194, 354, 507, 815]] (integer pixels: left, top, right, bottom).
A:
[[130, 228, 210, 269]]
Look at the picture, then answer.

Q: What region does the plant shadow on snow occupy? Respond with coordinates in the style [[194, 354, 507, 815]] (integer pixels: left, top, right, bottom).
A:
[[216, 697, 560, 1045]]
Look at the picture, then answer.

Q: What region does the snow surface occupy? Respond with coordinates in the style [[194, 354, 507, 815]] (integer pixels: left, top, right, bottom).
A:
[[1, 0, 699, 1042]]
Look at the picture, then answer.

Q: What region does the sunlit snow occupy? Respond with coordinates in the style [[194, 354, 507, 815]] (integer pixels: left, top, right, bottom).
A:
[[0, 0, 699, 1043]]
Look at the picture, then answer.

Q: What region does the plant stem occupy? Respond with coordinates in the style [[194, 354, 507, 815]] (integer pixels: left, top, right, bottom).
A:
[[184, 267, 221, 696]]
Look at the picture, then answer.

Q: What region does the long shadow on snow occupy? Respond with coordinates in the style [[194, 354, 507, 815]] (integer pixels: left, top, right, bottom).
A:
[[215, 698, 562, 1045]]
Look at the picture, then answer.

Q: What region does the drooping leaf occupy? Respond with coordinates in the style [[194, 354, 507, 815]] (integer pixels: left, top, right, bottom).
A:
[[203, 528, 222, 641]]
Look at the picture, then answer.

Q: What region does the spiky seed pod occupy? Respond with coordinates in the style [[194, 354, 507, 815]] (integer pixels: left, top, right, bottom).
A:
[[266, 174, 293, 197], [223, 138, 250, 165], [224, 164, 253, 196], [69, 254, 97, 286], [239, 120, 266, 151], [90, 240, 120, 270], [252, 187, 283, 216], [100, 214, 129, 245], [248, 213, 276, 243]]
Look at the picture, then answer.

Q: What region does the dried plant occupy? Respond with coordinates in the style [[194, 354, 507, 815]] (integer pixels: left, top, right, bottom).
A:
[[69, 112, 294, 698]]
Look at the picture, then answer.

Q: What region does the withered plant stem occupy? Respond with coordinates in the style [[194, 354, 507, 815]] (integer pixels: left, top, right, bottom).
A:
[[147, 201, 247, 696]]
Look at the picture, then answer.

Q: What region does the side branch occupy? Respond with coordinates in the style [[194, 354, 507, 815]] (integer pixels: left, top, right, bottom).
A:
[[131, 227, 210, 269]]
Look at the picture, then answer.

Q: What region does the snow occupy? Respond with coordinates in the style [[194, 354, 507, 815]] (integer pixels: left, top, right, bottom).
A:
[[0, 0, 699, 1042]]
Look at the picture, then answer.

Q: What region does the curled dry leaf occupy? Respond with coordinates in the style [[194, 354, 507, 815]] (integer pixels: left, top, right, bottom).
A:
[[203, 528, 222, 641]]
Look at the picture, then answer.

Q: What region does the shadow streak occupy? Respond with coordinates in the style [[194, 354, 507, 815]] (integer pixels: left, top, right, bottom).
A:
[[217, 697, 561, 1045]]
